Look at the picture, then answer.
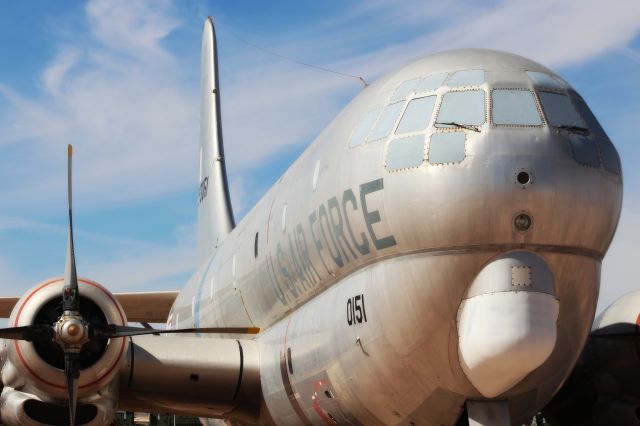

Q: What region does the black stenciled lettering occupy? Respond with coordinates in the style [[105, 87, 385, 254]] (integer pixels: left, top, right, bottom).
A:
[[341, 189, 370, 256], [346, 293, 368, 326], [267, 254, 289, 305], [360, 178, 397, 250], [277, 244, 298, 298], [288, 233, 311, 291], [318, 204, 344, 268], [198, 177, 209, 204], [309, 212, 331, 274], [362, 293, 367, 322], [328, 196, 357, 262], [354, 294, 363, 323], [295, 224, 320, 284]]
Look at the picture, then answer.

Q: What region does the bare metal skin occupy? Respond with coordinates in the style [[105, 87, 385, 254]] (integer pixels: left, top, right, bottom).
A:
[[169, 32, 622, 425]]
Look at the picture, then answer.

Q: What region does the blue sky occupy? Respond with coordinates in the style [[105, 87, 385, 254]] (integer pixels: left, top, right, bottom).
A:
[[0, 0, 638, 314]]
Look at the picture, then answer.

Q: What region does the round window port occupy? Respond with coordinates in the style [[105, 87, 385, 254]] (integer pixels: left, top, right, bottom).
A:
[[514, 213, 533, 232]]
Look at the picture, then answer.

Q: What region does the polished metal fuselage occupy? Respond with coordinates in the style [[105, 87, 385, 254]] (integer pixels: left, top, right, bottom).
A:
[[170, 49, 622, 425]]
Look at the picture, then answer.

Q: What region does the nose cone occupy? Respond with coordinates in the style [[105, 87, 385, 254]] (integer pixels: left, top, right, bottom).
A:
[[457, 252, 559, 398]]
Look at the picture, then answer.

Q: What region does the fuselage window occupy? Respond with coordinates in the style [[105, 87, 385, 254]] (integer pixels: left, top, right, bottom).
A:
[[396, 96, 437, 134], [349, 108, 380, 147], [416, 73, 448, 92], [538, 92, 586, 129], [492, 89, 542, 126], [435, 90, 486, 128], [391, 78, 421, 102], [572, 96, 608, 139], [367, 101, 406, 142], [526, 71, 563, 90], [448, 69, 485, 87]]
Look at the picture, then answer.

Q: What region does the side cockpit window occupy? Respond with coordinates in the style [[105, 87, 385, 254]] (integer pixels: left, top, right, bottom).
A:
[[396, 96, 436, 134], [435, 90, 486, 129], [572, 96, 608, 139], [416, 73, 448, 92], [349, 108, 380, 147], [367, 101, 406, 142], [526, 71, 564, 90], [492, 89, 542, 126], [391, 79, 421, 102], [538, 92, 586, 129]]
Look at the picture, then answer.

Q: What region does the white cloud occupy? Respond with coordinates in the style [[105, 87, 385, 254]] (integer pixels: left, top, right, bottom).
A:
[[86, 244, 194, 293], [0, 0, 198, 211], [85, 0, 179, 61], [419, 0, 640, 67], [41, 49, 81, 96]]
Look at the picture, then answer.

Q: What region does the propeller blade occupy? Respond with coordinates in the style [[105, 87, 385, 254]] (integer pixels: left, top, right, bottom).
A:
[[0, 324, 54, 342], [63, 144, 79, 313], [64, 352, 79, 426], [91, 324, 260, 338]]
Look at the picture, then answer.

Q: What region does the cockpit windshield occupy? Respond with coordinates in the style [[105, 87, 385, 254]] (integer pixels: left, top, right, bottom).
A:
[[435, 90, 485, 129], [492, 89, 542, 126]]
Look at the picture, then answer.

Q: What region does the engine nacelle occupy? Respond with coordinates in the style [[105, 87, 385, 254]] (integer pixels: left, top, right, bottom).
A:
[[0, 277, 127, 425]]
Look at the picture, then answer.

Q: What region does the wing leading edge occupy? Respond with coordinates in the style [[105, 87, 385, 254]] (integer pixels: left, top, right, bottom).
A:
[[0, 291, 178, 323]]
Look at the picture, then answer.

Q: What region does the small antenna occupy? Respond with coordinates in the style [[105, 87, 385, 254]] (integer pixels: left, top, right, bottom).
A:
[[225, 30, 369, 88]]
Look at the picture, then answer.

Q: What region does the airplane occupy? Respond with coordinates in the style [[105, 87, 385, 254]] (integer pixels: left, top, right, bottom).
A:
[[542, 290, 640, 425], [0, 16, 624, 426]]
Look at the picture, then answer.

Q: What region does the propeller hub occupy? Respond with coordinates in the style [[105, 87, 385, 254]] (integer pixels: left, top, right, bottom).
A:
[[56, 316, 88, 348]]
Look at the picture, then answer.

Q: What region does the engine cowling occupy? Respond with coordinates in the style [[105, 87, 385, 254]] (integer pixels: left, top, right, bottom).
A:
[[0, 277, 127, 426]]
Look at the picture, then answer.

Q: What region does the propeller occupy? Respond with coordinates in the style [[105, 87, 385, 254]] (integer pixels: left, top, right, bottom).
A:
[[0, 145, 259, 425]]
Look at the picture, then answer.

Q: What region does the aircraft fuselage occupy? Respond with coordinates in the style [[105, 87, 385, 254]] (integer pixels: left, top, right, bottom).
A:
[[170, 49, 622, 425]]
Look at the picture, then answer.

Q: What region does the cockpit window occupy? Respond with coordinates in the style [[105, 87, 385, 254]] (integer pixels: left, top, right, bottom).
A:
[[448, 70, 484, 87], [572, 97, 608, 139], [416, 73, 448, 92], [538, 92, 586, 129], [435, 90, 485, 128], [391, 79, 421, 102], [492, 89, 542, 126], [367, 101, 406, 141], [396, 96, 436, 134], [349, 108, 380, 147], [526, 71, 563, 90]]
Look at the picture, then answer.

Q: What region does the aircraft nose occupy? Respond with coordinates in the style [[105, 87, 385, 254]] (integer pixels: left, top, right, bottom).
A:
[[457, 251, 558, 398]]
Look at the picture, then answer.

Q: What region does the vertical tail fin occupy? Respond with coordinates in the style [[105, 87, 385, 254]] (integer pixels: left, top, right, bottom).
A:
[[198, 17, 235, 263]]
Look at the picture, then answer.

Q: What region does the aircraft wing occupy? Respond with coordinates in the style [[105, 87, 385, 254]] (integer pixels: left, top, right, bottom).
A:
[[0, 297, 18, 318], [0, 291, 178, 323], [112, 291, 179, 323]]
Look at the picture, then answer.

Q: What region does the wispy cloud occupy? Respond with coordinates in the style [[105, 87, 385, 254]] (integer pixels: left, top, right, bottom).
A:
[[0, 0, 198, 211], [86, 244, 194, 293]]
